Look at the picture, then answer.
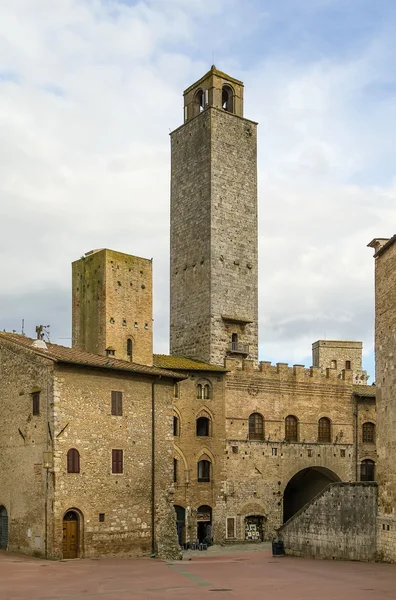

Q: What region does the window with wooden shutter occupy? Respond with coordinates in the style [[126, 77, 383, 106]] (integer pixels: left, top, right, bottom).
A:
[[285, 415, 298, 442], [67, 448, 80, 473], [111, 391, 123, 416], [112, 449, 123, 473]]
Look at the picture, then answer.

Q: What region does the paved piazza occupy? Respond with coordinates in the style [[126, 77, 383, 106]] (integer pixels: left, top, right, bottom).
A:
[[1, 545, 396, 600]]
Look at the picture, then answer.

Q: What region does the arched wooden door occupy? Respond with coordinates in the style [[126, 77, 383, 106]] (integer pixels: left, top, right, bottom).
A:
[[62, 511, 79, 558], [0, 506, 8, 550]]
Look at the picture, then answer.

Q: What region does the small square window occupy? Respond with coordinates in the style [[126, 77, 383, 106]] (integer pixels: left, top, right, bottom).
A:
[[99, 513, 105, 522], [272, 448, 278, 457], [32, 392, 40, 416], [232, 446, 238, 454], [340, 449, 346, 457], [308, 449, 313, 457]]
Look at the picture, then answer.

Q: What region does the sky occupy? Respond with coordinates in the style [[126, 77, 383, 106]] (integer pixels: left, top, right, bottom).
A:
[[1, 0, 396, 381]]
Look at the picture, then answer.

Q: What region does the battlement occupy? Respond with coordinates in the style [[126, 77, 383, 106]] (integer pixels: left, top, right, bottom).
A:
[[224, 357, 362, 384]]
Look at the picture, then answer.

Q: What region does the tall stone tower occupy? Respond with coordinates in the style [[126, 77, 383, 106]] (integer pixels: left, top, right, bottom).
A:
[[170, 66, 258, 366], [72, 248, 153, 366]]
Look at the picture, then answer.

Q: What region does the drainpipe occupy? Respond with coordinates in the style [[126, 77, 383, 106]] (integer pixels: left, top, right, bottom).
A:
[[151, 376, 161, 557], [354, 395, 359, 481]]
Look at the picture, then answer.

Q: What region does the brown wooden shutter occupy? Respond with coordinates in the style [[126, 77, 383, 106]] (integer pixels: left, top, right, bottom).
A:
[[111, 391, 123, 416], [112, 449, 123, 473]]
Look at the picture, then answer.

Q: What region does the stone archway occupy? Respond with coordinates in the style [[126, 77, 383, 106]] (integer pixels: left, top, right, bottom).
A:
[[283, 467, 340, 523], [62, 509, 82, 559], [0, 506, 8, 550]]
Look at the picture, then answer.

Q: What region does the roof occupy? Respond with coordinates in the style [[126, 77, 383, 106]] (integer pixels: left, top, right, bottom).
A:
[[353, 385, 376, 398], [184, 65, 243, 95], [368, 235, 396, 258], [0, 333, 185, 379], [153, 354, 227, 372]]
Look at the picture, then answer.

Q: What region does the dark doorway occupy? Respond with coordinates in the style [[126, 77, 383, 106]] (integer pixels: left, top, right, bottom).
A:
[[197, 505, 212, 544], [174, 505, 185, 546], [0, 506, 8, 550], [62, 511, 80, 559], [283, 467, 340, 523]]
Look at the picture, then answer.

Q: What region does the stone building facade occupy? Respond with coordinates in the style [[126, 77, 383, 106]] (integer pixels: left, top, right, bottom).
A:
[[369, 236, 396, 561], [0, 332, 183, 559]]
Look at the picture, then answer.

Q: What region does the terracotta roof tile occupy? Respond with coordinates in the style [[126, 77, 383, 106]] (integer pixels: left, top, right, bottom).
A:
[[153, 354, 226, 372], [0, 333, 185, 379], [353, 384, 376, 398]]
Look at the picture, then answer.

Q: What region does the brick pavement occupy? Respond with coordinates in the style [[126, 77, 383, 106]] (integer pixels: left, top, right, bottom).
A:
[[1, 547, 396, 600]]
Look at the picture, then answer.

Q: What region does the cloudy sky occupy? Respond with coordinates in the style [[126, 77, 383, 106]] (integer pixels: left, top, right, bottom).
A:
[[1, 0, 395, 380]]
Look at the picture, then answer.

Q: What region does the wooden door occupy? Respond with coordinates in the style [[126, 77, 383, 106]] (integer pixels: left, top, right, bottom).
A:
[[62, 519, 78, 558]]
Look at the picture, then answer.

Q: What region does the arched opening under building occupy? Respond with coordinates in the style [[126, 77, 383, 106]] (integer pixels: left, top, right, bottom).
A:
[[283, 467, 341, 523], [62, 510, 82, 559], [196, 505, 212, 544], [174, 505, 185, 546], [245, 515, 266, 541], [0, 506, 8, 550]]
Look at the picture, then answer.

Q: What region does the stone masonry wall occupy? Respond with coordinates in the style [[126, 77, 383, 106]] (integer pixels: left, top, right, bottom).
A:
[[210, 108, 258, 365], [0, 338, 54, 557], [170, 107, 258, 366], [170, 110, 212, 362], [374, 240, 396, 561], [279, 482, 378, 561], [52, 364, 179, 559]]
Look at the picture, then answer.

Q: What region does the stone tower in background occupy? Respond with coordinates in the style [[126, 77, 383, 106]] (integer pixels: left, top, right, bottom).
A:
[[72, 248, 153, 366], [170, 66, 258, 365]]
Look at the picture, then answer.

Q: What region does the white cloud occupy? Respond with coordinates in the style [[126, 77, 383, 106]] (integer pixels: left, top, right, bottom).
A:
[[0, 0, 395, 379]]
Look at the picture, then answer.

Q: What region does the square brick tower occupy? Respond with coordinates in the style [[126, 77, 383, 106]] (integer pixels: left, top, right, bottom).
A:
[[170, 66, 258, 366], [72, 248, 153, 366]]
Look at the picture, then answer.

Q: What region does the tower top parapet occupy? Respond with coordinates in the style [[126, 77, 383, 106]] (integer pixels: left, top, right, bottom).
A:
[[183, 65, 244, 123]]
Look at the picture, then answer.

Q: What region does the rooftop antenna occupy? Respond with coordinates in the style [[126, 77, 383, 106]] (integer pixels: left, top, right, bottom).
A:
[[36, 325, 51, 342], [21, 319, 25, 336]]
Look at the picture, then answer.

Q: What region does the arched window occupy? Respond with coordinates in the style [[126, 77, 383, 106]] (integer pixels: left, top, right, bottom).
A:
[[285, 415, 298, 442], [67, 448, 80, 473], [318, 417, 331, 443], [248, 413, 264, 440], [195, 89, 205, 113], [362, 422, 375, 443], [126, 339, 133, 359], [196, 416, 210, 437], [360, 459, 375, 481], [222, 85, 234, 113], [173, 415, 180, 437], [197, 459, 211, 482], [197, 382, 211, 400]]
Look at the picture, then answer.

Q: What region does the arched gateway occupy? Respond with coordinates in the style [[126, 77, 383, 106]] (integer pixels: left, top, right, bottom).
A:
[[283, 467, 341, 523]]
